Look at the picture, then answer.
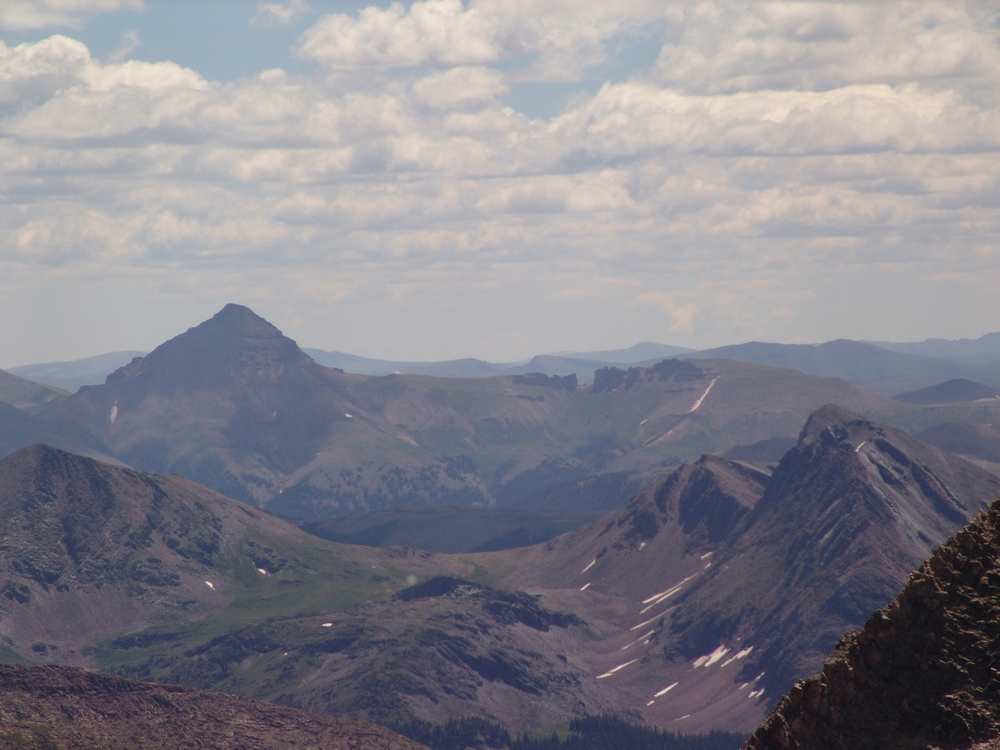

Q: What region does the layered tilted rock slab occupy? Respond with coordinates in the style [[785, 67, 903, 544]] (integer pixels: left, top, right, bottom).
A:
[[0, 663, 426, 749], [488, 406, 1000, 733], [743, 494, 1000, 750]]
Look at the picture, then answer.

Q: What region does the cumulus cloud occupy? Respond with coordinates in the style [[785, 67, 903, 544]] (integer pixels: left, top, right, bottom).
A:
[[0, 0, 143, 31], [654, 0, 1000, 93], [1, 0, 1000, 363], [296, 0, 661, 81]]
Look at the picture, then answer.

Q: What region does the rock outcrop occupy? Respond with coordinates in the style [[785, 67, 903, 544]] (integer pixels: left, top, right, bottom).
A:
[[744, 493, 1000, 750], [0, 663, 427, 749]]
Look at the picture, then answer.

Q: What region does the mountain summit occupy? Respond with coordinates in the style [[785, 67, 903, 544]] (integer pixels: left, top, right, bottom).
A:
[[40, 304, 367, 503], [105, 303, 310, 390]]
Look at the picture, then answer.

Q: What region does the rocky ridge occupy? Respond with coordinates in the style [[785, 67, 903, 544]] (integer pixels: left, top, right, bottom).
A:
[[743, 492, 1000, 750], [0, 663, 426, 749]]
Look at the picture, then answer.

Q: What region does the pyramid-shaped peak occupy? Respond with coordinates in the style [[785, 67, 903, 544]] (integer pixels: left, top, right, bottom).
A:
[[103, 304, 310, 388], [197, 304, 284, 338]]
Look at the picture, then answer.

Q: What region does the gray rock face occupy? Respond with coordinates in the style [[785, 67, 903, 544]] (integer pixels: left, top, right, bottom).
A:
[[744, 495, 1000, 750]]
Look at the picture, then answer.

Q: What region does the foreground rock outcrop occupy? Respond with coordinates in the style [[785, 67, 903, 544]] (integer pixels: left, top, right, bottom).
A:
[[0, 664, 426, 749], [744, 494, 1000, 750]]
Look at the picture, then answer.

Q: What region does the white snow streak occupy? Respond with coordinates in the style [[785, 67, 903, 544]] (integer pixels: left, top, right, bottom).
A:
[[581, 559, 597, 574], [580, 582, 591, 591], [621, 630, 655, 651], [630, 607, 675, 631], [654, 682, 679, 697], [204, 581, 214, 589], [688, 378, 719, 413], [720, 646, 753, 667], [640, 574, 697, 613], [855, 441, 866, 452], [693, 645, 730, 668], [596, 659, 637, 679]]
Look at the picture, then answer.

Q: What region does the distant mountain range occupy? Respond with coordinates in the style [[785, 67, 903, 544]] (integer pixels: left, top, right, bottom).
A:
[[12, 332, 1000, 396], [8, 350, 146, 393], [677, 339, 1000, 395], [4, 304, 1000, 521]]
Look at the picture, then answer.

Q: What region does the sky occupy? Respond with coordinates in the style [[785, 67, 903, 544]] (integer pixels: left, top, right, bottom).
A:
[[1, 0, 999, 367]]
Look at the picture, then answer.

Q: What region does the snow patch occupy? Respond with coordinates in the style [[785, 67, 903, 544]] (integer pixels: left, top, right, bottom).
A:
[[596, 659, 637, 679], [257, 568, 268, 575], [322, 622, 333, 628], [693, 645, 730, 668], [720, 646, 753, 667], [621, 630, 655, 651], [748, 689, 765, 699], [631, 607, 675, 631], [580, 582, 591, 591], [639, 541, 647, 550], [688, 377, 719, 412], [640, 574, 697, 613], [204, 581, 214, 589], [674, 715, 690, 721], [344, 413, 353, 418], [855, 441, 866, 452], [700, 552, 713, 559], [109, 401, 118, 424], [581, 559, 597, 574], [654, 682, 679, 697]]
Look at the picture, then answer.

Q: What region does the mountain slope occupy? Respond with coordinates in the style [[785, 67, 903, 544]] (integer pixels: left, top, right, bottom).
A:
[[0, 369, 67, 409], [0, 444, 414, 664], [683, 340, 1000, 395], [894, 378, 1000, 404], [0, 664, 426, 750], [7, 351, 146, 393], [743, 493, 1000, 750], [868, 331, 1000, 363], [482, 406, 1000, 733], [110, 576, 628, 733]]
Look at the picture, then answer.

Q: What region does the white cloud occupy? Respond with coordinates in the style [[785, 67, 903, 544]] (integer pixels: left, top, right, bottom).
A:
[[411, 66, 508, 110], [296, 0, 661, 81], [251, 0, 310, 28], [2, 1, 1000, 363], [0, 0, 143, 31], [654, 1, 1000, 94]]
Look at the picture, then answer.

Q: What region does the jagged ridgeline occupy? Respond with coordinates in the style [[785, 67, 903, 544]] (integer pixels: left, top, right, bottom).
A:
[[744, 493, 1000, 750]]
